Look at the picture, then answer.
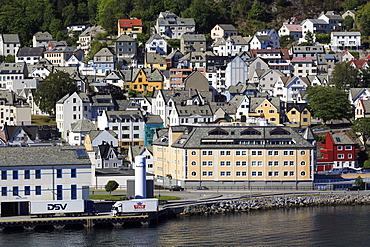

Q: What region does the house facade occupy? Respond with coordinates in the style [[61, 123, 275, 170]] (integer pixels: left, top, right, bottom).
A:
[[331, 32, 361, 51], [155, 11, 195, 39], [152, 125, 315, 188], [117, 19, 142, 38]]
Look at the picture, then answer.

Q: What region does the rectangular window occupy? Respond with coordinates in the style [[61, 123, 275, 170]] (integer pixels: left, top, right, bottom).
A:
[[268, 161, 273, 166], [236, 161, 241, 166], [226, 151, 231, 156], [289, 151, 294, 156], [258, 161, 262, 166], [284, 161, 289, 166], [274, 171, 279, 176], [242, 151, 247, 156], [13, 170, 18, 180], [226, 161, 231, 166], [289, 171, 294, 176], [337, 146, 343, 150], [236, 171, 241, 177], [252, 161, 257, 166], [236, 151, 241, 156], [13, 186, 18, 196], [71, 169, 76, 178], [35, 170, 41, 179], [284, 151, 288, 156], [284, 171, 288, 176], [134, 134, 139, 138], [221, 151, 225, 156], [24, 186, 30, 196], [208, 161, 213, 166], [268, 171, 273, 177], [242, 171, 247, 176], [57, 185, 62, 200], [252, 151, 256, 156], [71, 185, 77, 200], [258, 171, 263, 176], [348, 154, 353, 159], [208, 171, 213, 176], [1, 187, 6, 196], [274, 151, 278, 156], [274, 161, 279, 166], [1, 171, 7, 180], [268, 151, 273, 156], [258, 151, 262, 156], [338, 154, 344, 159], [345, 146, 352, 150], [226, 171, 231, 176], [202, 161, 207, 166], [208, 151, 212, 155], [242, 161, 246, 166], [57, 169, 62, 178], [134, 126, 139, 130], [290, 161, 294, 166], [24, 170, 30, 179], [202, 151, 207, 156], [252, 171, 257, 176], [202, 171, 207, 176], [220, 171, 226, 176], [36, 186, 41, 195]]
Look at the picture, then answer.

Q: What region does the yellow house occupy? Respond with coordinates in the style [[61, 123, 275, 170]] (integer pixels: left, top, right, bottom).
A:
[[130, 68, 164, 93], [285, 103, 311, 128], [152, 125, 315, 189], [117, 19, 142, 38], [249, 97, 281, 124], [145, 53, 167, 71]]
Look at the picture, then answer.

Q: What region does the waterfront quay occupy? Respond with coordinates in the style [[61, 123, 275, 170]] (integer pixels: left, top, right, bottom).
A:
[[0, 208, 182, 231]]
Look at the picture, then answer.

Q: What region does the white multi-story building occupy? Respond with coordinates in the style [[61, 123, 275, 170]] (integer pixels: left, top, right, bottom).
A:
[[0, 34, 20, 56], [0, 146, 91, 217], [155, 11, 195, 39], [212, 36, 249, 56], [331, 32, 361, 51], [56, 92, 92, 139]]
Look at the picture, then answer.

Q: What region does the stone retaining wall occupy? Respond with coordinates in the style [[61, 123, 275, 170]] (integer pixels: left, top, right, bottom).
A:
[[181, 194, 370, 215]]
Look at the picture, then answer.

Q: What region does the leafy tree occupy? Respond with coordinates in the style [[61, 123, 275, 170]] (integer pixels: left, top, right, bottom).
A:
[[357, 2, 370, 36], [364, 160, 370, 169], [248, 1, 267, 21], [303, 30, 314, 46], [305, 86, 352, 124], [355, 176, 364, 188], [167, 39, 180, 50], [276, 0, 287, 7], [330, 62, 361, 90], [34, 71, 77, 115], [351, 117, 370, 150], [97, 0, 133, 33], [62, 3, 77, 27], [361, 67, 370, 88], [5, 55, 15, 63], [343, 0, 368, 11], [49, 19, 63, 39], [105, 180, 119, 194], [231, 0, 252, 22], [344, 16, 355, 31], [279, 35, 295, 49], [87, 40, 108, 61], [315, 33, 331, 44]]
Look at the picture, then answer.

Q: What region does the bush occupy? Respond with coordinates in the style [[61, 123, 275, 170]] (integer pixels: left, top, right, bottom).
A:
[[43, 116, 51, 122]]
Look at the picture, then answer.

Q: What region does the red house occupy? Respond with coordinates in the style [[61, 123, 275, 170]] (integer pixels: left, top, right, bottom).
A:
[[316, 131, 359, 171]]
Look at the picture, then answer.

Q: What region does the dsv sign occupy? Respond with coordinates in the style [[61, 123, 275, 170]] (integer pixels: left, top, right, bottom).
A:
[[47, 204, 68, 210]]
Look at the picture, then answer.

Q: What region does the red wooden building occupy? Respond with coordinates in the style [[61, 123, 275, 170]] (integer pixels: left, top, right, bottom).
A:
[[316, 131, 360, 172]]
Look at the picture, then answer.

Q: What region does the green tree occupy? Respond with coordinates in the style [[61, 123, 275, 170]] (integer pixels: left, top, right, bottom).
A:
[[330, 62, 361, 90], [364, 160, 370, 168], [105, 180, 119, 194], [5, 55, 15, 63], [248, 1, 266, 21], [279, 35, 295, 49], [87, 40, 108, 61], [355, 176, 364, 188], [97, 0, 133, 33], [167, 39, 180, 50], [315, 33, 331, 44], [305, 86, 352, 124], [344, 16, 355, 31], [302, 30, 314, 46], [351, 117, 370, 150], [357, 2, 370, 36], [34, 71, 77, 115]]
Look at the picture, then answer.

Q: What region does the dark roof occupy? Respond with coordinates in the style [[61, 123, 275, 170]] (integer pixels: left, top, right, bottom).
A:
[[17, 47, 45, 57]]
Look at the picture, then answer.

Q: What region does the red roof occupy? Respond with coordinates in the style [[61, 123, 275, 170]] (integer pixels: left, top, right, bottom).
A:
[[249, 49, 290, 60], [118, 19, 142, 28], [291, 57, 316, 63], [350, 59, 368, 68]]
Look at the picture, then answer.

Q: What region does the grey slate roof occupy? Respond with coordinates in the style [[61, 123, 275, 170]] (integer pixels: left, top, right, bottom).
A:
[[105, 110, 143, 121], [71, 120, 97, 132], [88, 130, 117, 141], [153, 126, 314, 149], [0, 146, 90, 167], [217, 24, 238, 32], [94, 47, 114, 57], [17, 47, 45, 57], [362, 100, 370, 112], [331, 132, 356, 145], [249, 96, 281, 113], [2, 34, 20, 43], [116, 35, 135, 42], [175, 104, 213, 117], [145, 53, 166, 64], [181, 34, 206, 42], [152, 89, 213, 105], [33, 32, 52, 41], [146, 115, 163, 124]]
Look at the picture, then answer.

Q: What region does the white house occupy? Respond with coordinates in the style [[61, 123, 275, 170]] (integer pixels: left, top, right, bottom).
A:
[[32, 32, 53, 48], [56, 92, 92, 139], [211, 24, 238, 40], [273, 76, 310, 102], [68, 119, 97, 146], [145, 34, 168, 55], [16, 47, 45, 65], [278, 24, 302, 41], [212, 36, 249, 56], [291, 57, 317, 77], [330, 32, 361, 51], [249, 30, 280, 49], [169, 104, 213, 126], [0, 34, 21, 56], [155, 11, 195, 39], [0, 146, 91, 217]]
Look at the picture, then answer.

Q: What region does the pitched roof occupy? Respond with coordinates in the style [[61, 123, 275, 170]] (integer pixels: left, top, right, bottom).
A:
[[181, 34, 206, 42], [17, 47, 45, 57], [118, 19, 142, 27], [71, 120, 97, 132], [283, 24, 302, 32], [1, 34, 20, 43], [291, 57, 316, 63], [33, 31, 52, 41], [146, 53, 166, 64], [330, 132, 356, 145], [116, 35, 135, 42], [350, 60, 368, 68], [217, 24, 238, 32]]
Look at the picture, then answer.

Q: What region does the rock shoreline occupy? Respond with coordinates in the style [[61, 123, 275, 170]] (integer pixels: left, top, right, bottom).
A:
[[181, 194, 370, 215]]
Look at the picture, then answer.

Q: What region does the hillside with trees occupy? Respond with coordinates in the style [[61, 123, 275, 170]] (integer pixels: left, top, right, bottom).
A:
[[0, 0, 369, 45]]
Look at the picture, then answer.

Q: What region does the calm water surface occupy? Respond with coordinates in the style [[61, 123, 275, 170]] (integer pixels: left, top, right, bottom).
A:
[[1, 205, 370, 246]]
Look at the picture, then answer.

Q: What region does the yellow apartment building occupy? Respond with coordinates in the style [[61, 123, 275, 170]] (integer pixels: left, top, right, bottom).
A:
[[249, 97, 281, 125], [130, 68, 164, 93], [117, 19, 143, 38], [152, 125, 315, 189], [285, 103, 311, 128]]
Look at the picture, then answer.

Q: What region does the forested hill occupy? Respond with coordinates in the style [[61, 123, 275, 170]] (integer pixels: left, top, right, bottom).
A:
[[0, 0, 369, 45]]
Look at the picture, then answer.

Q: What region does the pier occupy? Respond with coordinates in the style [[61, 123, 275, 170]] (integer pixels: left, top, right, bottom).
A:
[[0, 208, 182, 231]]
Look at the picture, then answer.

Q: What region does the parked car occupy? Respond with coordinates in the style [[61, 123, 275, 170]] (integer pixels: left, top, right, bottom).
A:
[[346, 186, 363, 191], [196, 186, 209, 190], [169, 186, 184, 191], [313, 127, 324, 132]]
